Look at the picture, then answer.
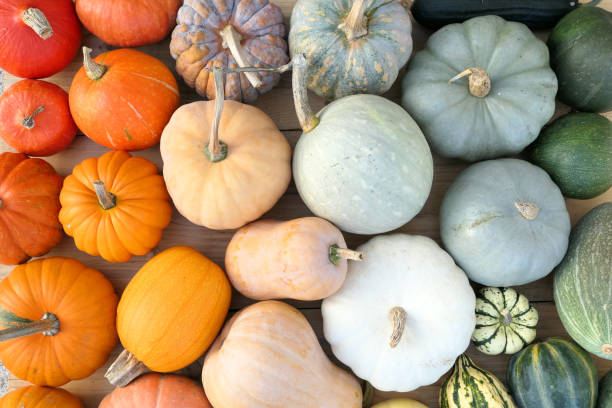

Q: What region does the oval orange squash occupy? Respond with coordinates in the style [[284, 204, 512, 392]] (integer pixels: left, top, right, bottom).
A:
[[0, 385, 83, 408]]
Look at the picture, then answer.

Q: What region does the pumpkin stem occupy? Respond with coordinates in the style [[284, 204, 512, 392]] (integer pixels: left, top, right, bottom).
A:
[[105, 349, 151, 387], [0, 312, 59, 342], [292, 54, 319, 133], [206, 66, 229, 163], [329, 244, 365, 265], [389, 306, 407, 348], [21, 8, 53, 40], [219, 25, 263, 89], [500, 309, 513, 325], [449, 67, 491, 98], [21, 105, 45, 130], [339, 0, 369, 41], [93, 181, 117, 210], [82, 47, 107, 81], [514, 202, 539, 220], [602, 344, 612, 355]]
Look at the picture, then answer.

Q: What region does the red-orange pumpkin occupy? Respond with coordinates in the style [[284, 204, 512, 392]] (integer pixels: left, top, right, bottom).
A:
[[0, 385, 83, 408]]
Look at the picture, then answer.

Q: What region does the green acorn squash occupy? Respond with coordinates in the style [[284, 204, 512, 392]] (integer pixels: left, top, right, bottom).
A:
[[599, 371, 612, 408]]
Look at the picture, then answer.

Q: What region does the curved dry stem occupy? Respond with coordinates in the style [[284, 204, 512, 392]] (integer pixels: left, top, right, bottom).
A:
[[82, 47, 107, 81], [449, 67, 491, 98], [0, 313, 59, 341], [105, 349, 150, 387], [22, 8, 53, 39], [292, 54, 319, 133], [338, 0, 369, 41], [389, 306, 407, 348], [220, 25, 263, 89], [22, 105, 44, 130]]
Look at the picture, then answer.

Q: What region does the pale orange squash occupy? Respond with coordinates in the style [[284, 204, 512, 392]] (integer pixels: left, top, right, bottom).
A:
[[0, 385, 83, 408]]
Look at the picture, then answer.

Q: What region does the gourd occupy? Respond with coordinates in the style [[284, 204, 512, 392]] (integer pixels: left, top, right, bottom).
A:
[[322, 234, 475, 392], [402, 15, 557, 162], [225, 217, 364, 301], [69, 47, 179, 151], [0, 386, 83, 408], [160, 68, 291, 230], [0, 0, 81, 79], [472, 287, 538, 355], [76, 0, 180, 47], [100, 373, 211, 408], [289, 0, 412, 100], [291, 55, 433, 234], [372, 399, 429, 408], [0, 153, 63, 265], [0, 79, 76, 156], [508, 337, 598, 408], [0, 257, 118, 386], [170, 0, 289, 103], [106, 246, 231, 387], [440, 354, 516, 408], [599, 371, 612, 408], [202, 300, 362, 408], [548, 6, 612, 112], [59, 150, 172, 263], [554, 202, 612, 360], [440, 158, 571, 287]]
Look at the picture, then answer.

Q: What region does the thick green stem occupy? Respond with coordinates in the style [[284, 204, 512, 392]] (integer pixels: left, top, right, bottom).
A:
[[22, 8, 53, 39], [83, 47, 107, 81], [0, 313, 59, 341]]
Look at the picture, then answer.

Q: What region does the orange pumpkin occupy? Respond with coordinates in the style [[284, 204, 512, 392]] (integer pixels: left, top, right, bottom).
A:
[[0, 257, 118, 386], [59, 150, 172, 263], [0, 385, 83, 408], [0, 152, 63, 265], [105, 246, 231, 387], [69, 47, 179, 151]]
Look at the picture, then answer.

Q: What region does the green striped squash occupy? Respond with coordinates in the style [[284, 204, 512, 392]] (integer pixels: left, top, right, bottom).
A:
[[599, 370, 612, 408], [440, 354, 516, 408], [507, 337, 598, 408]]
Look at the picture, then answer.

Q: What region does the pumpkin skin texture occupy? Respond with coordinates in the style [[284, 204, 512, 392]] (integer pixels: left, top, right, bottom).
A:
[[76, 0, 180, 47], [170, 0, 289, 103], [553, 203, 612, 360], [100, 374, 211, 408], [69, 48, 180, 151], [440, 158, 570, 287], [322, 234, 476, 392], [0, 0, 81, 79], [59, 150, 172, 263], [161, 101, 291, 230], [372, 399, 429, 408], [507, 337, 598, 408], [289, 0, 412, 100], [0, 153, 63, 265], [0, 386, 83, 408], [402, 15, 557, 162], [0, 257, 118, 386], [293, 95, 433, 235], [599, 371, 612, 408], [202, 300, 362, 408]]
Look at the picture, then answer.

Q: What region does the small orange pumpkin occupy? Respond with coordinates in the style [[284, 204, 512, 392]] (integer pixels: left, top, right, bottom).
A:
[[0, 385, 83, 408], [59, 150, 172, 263]]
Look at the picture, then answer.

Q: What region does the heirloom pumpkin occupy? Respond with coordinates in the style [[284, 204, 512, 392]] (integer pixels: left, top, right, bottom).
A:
[[322, 234, 476, 392], [440, 159, 571, 287], [170, 0, 289, 102], [0, 257, 118, 386], [373, 399, 429, 408], [0, 386, 83, 408], [59, 150, 172, 263], [0, 153, 63, 265], [402, 15, 557, 161], [69, 47, 179, 151], [289, 0, 412, 99], [202, 300, 362, 408], [106, 246, 231, 387], [0, 0, 81, 79]]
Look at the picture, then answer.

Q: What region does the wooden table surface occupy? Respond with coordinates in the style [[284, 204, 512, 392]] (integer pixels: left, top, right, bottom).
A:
[[1, 1, 611, 406]]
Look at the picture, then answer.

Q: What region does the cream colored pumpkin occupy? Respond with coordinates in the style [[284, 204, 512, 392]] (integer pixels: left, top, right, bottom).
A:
[[372, 399, 429, 408]]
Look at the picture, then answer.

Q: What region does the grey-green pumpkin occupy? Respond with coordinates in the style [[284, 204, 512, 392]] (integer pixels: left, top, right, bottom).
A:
[[402, 15, 557, 162]]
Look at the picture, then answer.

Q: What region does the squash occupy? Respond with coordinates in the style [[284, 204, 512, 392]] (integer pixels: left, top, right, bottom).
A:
[[554, 202, 612, 360], [507, 337, 598, 408], [527, 113, 612, 200], [291, 54, 433, 234], [202, 300, 362, 408], [0, 386, 83, 408], [402, 15, 557, 162], [322, 234, 475, 392], [160, 67, 291, 230], [225, 217, 364, 301], [76, 0, 180, 47], [472, 287, 538, 355], [100, 373, 211, 408], [0, 0, 81, 79], [599, 371, 612, 408], [372, 399, 429, 408], [105, 246, 231, 387], [69, 47, 179, 151], [440, 354, 516, 408], [440, 158, 571, 287], [59, 150, 172, 263], [0, 257, 118, 386], [289, 0, 412, 100], [0, 79, 76, 156], [170, 0, 289, 103], [548, 6, 612, 112], [0, 153, 63, 265]]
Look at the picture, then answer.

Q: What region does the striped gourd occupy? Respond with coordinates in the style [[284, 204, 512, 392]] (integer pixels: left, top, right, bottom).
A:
[[472, 287, 538, 355], [508, 337, 598, 408], [440, 354, 516, 408]]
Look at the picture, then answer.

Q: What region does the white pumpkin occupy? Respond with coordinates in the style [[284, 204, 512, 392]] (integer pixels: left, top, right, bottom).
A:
[[322, 234, 476, 392]]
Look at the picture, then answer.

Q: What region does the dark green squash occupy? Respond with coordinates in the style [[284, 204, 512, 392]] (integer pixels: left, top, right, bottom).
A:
[[527, 112, 612, 199], [508, 337, 598, 408], [599, 371, 612, 408]]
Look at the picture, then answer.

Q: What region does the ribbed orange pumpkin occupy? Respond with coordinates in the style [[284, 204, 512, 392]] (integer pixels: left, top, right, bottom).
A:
[[0, 257, 118, 386], [59, 150, 172, 263], [0, 386, 83, 408]]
